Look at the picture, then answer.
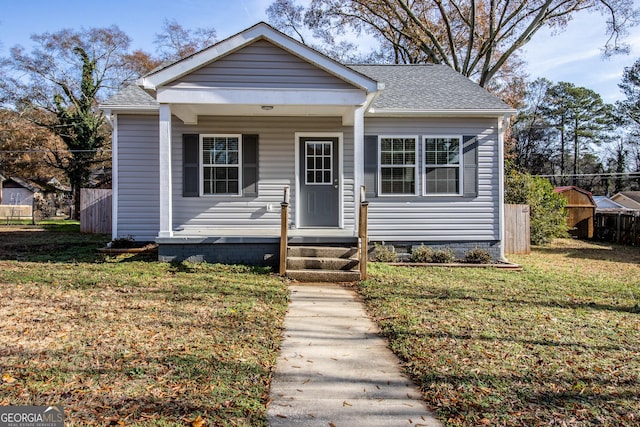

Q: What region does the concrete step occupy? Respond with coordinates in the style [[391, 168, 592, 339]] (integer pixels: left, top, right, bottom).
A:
[[286, 269, 361, 283], [287, 256, 359, 271], [287, 245, 358, 259]]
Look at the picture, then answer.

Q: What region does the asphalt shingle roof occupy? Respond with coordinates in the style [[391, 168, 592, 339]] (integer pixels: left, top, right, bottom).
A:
[[102, 85, 158, 107], [350, 64, 513, 112], [102, 64, 513, 113]]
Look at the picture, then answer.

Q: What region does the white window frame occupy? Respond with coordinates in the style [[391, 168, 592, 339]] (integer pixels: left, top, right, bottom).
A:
[[200, 134, 243, 197], [377, 135, 419, 197], [422, 135, 463, 196]]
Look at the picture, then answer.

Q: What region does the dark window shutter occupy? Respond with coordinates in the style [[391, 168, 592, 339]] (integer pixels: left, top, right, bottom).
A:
[[462, 135, 478, 198], [364, 135, 378, 198], [242, 134, 259, 197], [183, 134, 199, 197]]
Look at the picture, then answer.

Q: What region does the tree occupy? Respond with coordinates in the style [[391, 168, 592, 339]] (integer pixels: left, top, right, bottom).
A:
[[510, 78, 557, 175], [154, 19, 217, 63], [268, 0, 638, 87], [616, 58, 640, 189], [505, 169, 568, 245], [5, 27, 133, 218], [121, 19, 219, 78]]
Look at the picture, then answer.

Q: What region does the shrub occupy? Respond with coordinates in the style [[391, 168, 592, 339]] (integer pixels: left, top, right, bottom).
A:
[[410, 244, 434, 263], [505, 169, 568, 245], [430, 248, 456, 263], [372, 243, 398, 262], [110, 236, 136, 249], [464, 247, 492, 264]]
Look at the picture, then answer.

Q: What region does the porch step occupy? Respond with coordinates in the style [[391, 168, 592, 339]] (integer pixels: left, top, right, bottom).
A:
[[286, 269, 362, 283], [285, 244, 361, 283]]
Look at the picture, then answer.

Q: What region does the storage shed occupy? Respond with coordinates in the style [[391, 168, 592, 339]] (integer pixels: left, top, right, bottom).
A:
[[554, 186, 596, 239]]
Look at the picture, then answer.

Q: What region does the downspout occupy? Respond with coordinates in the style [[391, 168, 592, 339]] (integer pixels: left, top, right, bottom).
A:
[[498, 113, 510, 262], [110, 112, 118, 240]]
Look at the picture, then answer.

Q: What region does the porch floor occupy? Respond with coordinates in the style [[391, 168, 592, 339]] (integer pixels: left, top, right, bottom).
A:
[[171, 227, 356, 238]]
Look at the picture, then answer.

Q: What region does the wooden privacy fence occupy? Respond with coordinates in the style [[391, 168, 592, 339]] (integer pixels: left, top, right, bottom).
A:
[[594, 211, 640, 246], [0, 205, 33, 221], [80, 189, 112, 234], [505, 204, 531, 254]]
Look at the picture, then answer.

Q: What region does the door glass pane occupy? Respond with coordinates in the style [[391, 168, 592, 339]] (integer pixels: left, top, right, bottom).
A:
[[305, 141, 332, 185]]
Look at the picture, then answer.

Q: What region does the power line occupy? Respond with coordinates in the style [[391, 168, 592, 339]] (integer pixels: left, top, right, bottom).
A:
[[0, 149, 111, 153], [535, 172, 640, 178]]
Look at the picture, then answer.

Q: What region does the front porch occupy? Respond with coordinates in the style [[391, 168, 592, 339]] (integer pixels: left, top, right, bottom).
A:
[[157, 189, 370, 282]]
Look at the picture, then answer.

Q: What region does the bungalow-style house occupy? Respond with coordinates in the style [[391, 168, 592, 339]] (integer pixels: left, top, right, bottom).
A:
[[101, 22, 515, 278]]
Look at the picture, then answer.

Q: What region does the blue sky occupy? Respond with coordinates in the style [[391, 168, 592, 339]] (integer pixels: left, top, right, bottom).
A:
[[1, 0, 638, 103]]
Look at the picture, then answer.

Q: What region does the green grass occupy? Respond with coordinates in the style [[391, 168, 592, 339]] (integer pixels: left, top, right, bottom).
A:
[[0, 226, 288, 426], [359, 239, 640, 426]]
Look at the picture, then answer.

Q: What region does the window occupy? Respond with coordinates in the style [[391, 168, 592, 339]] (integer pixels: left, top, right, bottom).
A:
[[423, 136, 461, 195], [305, 141, 332, 185], [378, 136, 417, 195], [201, 134, 241, 195]]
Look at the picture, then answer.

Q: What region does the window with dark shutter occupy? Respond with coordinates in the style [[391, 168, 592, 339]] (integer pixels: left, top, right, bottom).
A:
[[183, 134, 199, 197], [242, 134, 259, 197], [363, 135, 378, 198], [462, 135, 478, 198]]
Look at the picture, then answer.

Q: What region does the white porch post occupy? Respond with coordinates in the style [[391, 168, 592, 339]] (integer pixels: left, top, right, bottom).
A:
[[158, 104, 173, 238], [353, 104, 365, 234]]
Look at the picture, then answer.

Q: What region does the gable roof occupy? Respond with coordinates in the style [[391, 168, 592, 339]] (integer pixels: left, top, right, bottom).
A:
[[102, 84, 158, 109], [616, 191, 640, 204], [350, 64, 514, 115], [102, 23, 515, 116], [593, 196, 631, 211], [138, 22, 379, 93]]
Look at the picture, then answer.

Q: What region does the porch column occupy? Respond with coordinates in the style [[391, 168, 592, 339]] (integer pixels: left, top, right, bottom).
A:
[[353, 104, 365, 233], [158, 104, 173, 238]]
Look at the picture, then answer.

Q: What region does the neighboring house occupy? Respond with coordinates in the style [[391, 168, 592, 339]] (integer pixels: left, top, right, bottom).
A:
[[0, 172, 5, 204], [101, 22, 515, 266], [593, 195, 633, 212], [1, 176, 38, 207], [611, 191, 640, 211]]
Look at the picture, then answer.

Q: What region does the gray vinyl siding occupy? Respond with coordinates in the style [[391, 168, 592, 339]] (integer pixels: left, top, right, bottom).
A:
[[116, 115, 160, 240], [363, 117, 500, 242], [167, 40, 355, 90], [172, 116, 355, 233]]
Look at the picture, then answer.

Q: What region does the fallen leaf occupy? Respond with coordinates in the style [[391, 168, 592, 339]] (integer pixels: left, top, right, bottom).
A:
[[343, 400, 352, 407], [191, 415, 205, 427]]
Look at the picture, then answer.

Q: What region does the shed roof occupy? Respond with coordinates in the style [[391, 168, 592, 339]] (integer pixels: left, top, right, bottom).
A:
[[554, 186, 596, 207]]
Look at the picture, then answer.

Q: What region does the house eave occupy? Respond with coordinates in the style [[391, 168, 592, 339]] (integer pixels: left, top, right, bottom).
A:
[[99, 105, 160, 114], [366, 108, 517, 118]]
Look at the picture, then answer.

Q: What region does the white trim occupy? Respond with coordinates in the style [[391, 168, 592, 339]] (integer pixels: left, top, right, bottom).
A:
[[156, 87, 367, 106], [111, 113, 118, 240], [377, 135, 419, 197], [498, 115, 509, 261], [366, 109, 516, 117], [158, 104, 173, 238], [199, 134, 243, 197], [139, 23, 379, 93], [422, 135, 464, 197], [294, 132, 344, 229], [353, 104, 365, 234]]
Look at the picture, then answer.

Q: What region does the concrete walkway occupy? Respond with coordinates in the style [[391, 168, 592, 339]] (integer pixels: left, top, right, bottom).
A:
[[267, 284, 442, 427]]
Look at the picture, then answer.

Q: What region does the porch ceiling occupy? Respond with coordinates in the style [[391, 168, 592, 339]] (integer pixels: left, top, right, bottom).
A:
[[172, 104, 356, 125]]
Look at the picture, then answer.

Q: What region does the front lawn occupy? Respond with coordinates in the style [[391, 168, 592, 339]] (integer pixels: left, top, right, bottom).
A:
[[360, 239, 640, 426], [0, 226, 288, 426]]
